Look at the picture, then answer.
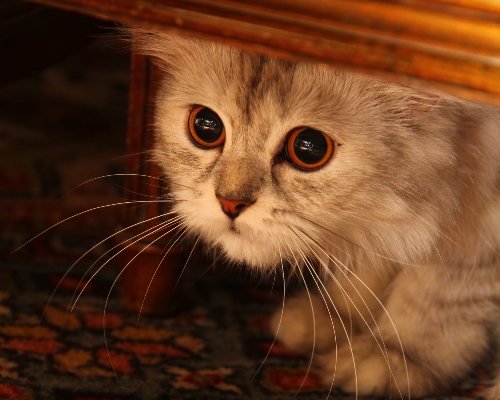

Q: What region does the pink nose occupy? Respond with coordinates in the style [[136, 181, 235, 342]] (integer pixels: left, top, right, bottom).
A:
[[216, 195, 252, 219]]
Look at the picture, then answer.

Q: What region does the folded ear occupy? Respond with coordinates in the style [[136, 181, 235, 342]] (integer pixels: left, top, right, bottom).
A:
[[126, 28, 187, 71], [127, 28, 231, 75]]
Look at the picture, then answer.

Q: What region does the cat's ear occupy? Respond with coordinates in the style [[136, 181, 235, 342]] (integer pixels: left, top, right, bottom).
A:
[[380, 82, 445, 110], [379, 83, 449, 122], [124, 27, 202, 72], [406, 92, 446, 111]]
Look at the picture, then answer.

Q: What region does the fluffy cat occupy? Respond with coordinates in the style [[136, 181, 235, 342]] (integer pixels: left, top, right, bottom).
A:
[[132, 30, 500, 399]]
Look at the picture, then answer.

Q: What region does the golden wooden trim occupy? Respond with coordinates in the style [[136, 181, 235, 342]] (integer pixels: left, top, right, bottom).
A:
[[29, 0, 500, 105]]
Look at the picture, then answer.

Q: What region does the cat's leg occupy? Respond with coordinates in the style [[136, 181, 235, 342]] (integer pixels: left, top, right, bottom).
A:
[[270, 291, 340, 354], [270, 268, 392, 355], [319, 266, 496, 398]]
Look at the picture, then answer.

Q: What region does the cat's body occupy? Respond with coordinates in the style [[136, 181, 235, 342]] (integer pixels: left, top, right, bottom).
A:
[[133, 31, 500, 398]]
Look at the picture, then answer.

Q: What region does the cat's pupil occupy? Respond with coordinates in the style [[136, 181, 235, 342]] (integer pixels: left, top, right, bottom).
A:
[[293, 129, 328, 164], [193, 108, 223, 143]]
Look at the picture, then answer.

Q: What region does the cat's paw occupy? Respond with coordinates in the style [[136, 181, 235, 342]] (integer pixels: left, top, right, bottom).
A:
[[318, 335, 434, 398], [270, 294, 337, 354]]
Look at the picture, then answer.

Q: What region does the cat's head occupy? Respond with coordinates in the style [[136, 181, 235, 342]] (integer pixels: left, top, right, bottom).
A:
[[134, 31, 463, 270]]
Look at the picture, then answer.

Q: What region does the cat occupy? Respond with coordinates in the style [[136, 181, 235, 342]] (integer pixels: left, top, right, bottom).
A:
[[131, 30, 500, 399]]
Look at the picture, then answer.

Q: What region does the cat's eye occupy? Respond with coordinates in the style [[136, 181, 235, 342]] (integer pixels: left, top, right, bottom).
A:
[[188, 106, 225, 148], [285, 127, 334, 170]]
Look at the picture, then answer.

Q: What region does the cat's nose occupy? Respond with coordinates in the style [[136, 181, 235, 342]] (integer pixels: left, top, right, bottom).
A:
[[216, 195, 252, 220]]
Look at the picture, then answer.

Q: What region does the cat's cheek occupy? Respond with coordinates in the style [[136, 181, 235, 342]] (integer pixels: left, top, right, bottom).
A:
[[175, 200, 227, 238]]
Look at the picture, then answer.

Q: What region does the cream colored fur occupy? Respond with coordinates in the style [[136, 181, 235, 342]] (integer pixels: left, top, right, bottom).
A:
[[132, 30, 500, 399]]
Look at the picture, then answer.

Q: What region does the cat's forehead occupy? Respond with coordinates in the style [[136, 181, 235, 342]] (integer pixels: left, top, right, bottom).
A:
[[179, 50, 348, 146], [227, 56, 296, 147], [156, 35, 388, 147], [189, 52, 298, 118], [231, 55, 295, 120]]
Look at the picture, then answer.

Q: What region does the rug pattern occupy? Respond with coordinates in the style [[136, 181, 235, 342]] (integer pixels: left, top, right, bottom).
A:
[[0, 262, 495, 400]]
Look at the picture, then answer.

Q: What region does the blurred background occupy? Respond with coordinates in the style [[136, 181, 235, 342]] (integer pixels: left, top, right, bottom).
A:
[[0, 3, 129, 265]]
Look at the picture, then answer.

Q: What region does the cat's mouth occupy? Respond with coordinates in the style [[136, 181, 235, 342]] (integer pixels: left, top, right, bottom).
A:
[[229, 223, 240, 234], [215, 220, 282, 268], [175, 197, 282, 267]]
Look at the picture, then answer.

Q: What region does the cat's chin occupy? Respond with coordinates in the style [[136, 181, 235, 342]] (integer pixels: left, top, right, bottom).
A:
[[175, 197, 282, 268], [217, 231, 280, 269]]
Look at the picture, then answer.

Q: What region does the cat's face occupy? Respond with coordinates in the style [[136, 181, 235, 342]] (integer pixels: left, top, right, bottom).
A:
[[143, 33, 459, 269]]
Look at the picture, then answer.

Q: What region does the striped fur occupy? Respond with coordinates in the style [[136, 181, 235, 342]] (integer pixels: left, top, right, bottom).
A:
[[133, 30, 500, 399]]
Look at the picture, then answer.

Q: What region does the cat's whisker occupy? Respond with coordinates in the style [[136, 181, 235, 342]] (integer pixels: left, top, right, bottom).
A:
[[293, 226, 391, 352], [273, 208, 353, 247], [44, 210, 178, 316], [208, 247, 225, 271], [107, 149, 156, 162], [72, 172, 197, 193], [290, 211, 421, 268], [288, 221, 410, 398], [253, 245, 287, 380], [291, 226, 408, 400], [71, 173, 170, 192], [405, 207, 460, 248], [70, 217, 180, 301], [137, 227, 193, 322], [326, 265, 405, 400], [67, 216, 179, 312], [387, 211, 454, 291], [344, 208, 447, 268], [12, 199, 177, 254], [286, 230, 358, 399], [290, 239, 340, 399], [305, 266, 361, 400], [269, 266, 278, 291], [334, 266, 410, 400], [329, 266, 355, 345], [295, 239, 402, 399], [342, 210, 453, 281], [101, 224, 185, 380], [303, 265, 339, 400], [121, 188, 171, 200], [303, 234, 409, 400], [294, 271, 317, 396], [71, 216, 184, 311], [429, 240, 453, 287], [173, 235, 200, 292], [282, 239, 318, 395]]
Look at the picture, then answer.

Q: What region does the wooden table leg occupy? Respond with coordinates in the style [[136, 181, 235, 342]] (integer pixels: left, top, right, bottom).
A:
[[118, 53, 185, 315]]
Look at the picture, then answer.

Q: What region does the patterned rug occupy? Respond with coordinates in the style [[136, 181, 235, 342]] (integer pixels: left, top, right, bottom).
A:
[[0, 261, 494, 400], [0, 33, 495, 400]]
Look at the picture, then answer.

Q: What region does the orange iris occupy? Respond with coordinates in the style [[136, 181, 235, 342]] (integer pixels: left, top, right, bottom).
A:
[[188, 105, 226, 148], [285, 127, 334, 170]]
